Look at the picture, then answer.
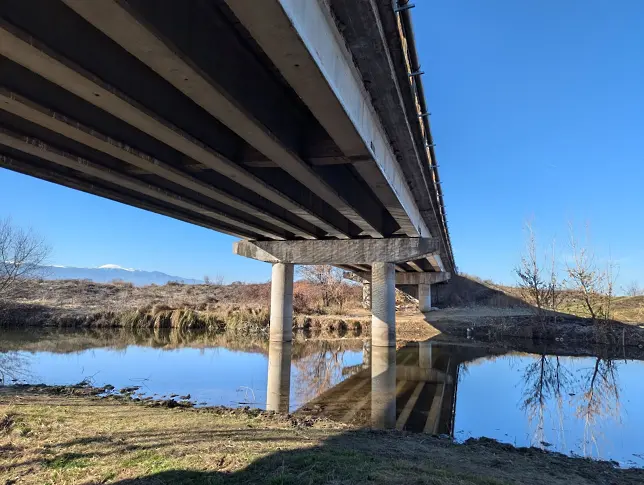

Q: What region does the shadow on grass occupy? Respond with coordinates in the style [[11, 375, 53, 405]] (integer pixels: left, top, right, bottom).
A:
[[100, 429, 644, 485]]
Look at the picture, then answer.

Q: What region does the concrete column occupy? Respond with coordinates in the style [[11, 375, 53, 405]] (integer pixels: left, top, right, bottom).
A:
[[418, 340, 433, 368], [269, 262, 294, 342], [362, 280, 372, 309], [371, 262, 395, 347], [371, 345, 397, 429], [418, 283, 432, 312], [266, 341, 292, 412]]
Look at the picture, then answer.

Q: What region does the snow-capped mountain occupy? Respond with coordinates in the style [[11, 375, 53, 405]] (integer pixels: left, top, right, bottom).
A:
[[40, 264, 202, 286]]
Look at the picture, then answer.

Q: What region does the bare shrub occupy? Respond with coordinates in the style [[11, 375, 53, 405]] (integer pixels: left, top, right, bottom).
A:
[[515, 223, 564, 323], [0, 218, 50, 299], [624, 281, 643, 297], [566, 225, 617, 322], [296, 265, 359, 312]]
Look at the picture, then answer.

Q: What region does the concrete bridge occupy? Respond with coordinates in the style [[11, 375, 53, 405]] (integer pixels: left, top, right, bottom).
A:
[[0, 0, 453, 346]]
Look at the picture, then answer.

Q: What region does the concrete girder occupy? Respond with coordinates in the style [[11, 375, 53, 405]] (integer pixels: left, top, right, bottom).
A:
[[407, 261, 424, 272], [0, 127, 292, 239], [328, 0, 452, 265], [426, 254, 446, 273], [62, 0, 383, 238], [0, 88, 318, 240], [343, 271, 451, 285], [233, 238, 439, 265], [0, 22, 347, 239], [0, 155, 259, 239], [224, 0, 429, 239]]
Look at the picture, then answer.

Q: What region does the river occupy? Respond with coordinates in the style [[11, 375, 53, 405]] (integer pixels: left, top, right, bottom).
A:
[[1, 327, 642, 468]]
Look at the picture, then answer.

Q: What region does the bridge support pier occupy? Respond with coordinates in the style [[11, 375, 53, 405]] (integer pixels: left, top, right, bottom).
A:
[[269, 262, 294, 342], [362, 281, 372, 309], [371, 262, 396, 347], [233, 238, 446, 346], [418, 283, 432, 312]]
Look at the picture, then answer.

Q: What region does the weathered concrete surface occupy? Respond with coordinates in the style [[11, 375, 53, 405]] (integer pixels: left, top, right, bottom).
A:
[[269, 263, 294, 342], [346, 270, 451, 285], [419, 284, 432, 312], [233, 238, 438, 264], [362, 281, 372, 310], [224, 0, 430, 238], [371, 262, 395, 347]]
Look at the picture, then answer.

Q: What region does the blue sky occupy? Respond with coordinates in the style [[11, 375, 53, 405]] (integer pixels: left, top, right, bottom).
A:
[[1, 0, 642, 287]]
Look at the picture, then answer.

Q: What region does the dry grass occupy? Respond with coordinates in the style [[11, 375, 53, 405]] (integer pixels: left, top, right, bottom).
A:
[[1, 387, 642, 484]]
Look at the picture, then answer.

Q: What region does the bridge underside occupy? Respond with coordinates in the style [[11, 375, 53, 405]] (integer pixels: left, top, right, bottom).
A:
[[0, 0, 455, 342]]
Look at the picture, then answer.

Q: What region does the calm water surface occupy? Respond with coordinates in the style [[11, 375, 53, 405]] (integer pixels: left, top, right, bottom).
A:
[[1, 327, 643, 468]]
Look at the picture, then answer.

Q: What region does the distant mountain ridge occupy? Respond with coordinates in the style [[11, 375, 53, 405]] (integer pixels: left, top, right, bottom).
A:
[[40, 264, 202, 286]]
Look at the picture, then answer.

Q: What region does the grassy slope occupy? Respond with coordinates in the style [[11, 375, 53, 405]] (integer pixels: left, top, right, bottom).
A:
[[1, 388, 642, 485]]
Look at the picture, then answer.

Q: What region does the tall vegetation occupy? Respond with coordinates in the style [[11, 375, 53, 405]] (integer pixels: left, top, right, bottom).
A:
[[0, 218, 49, 299]]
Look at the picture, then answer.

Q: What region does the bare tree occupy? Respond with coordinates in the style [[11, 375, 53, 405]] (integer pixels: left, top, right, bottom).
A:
[[566, 225, 617, 322], [515, 223, 548, 318], [624, 281, 642, 297], [546, 240, 565, 314], [0, 218, 50, 299], [297, 265, 342, 308]]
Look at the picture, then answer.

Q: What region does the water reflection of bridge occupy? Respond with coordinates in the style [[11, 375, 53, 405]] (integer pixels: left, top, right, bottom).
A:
[[267, 338, 492, 435]]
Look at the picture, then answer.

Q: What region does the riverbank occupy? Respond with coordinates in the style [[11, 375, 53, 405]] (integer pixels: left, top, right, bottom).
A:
[[425, 306, 644, 348], [0, 279, 437, 341], [1, 385, 642, 484], [4, 278, 644, 346]]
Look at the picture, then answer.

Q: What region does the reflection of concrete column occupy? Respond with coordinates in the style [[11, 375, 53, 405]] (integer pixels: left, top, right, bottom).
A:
[[363, 339, 372, 367], [270, 263, 294, 342], [371, 262, 395, 347], [362, 281, 372, 309], [418, 283, 432, 312], [371, 345, 396, 429], [266, 341, 292, 412], [419, 340, 433, 368]]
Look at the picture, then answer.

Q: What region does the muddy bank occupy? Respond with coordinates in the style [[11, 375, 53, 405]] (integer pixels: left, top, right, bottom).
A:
[[1, 384, 642, 484], [426, 306, 644, 349]]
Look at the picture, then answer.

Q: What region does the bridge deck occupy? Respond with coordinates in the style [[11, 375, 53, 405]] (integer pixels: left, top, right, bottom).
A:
[[0, 0, 453, 273]]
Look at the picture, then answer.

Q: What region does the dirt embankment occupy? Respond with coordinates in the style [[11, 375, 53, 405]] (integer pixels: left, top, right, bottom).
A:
[[1, 385, 642, 485]]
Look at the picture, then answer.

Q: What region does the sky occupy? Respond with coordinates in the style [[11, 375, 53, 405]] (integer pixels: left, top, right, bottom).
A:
[[1, 0, 643, 287]]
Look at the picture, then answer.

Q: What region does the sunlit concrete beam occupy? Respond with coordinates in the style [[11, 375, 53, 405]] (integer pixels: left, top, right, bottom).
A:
[[63, 0, 382, 238], [234, 238, 439, 265], [407, 261, 424, 272], [0, 22, 346, 239]]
